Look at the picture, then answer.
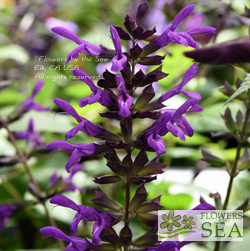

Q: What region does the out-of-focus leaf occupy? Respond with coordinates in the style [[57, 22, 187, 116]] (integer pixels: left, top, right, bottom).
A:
[[0, 80, 12, 90], [9, 111, 73, 133], [146, 183, 193, 210], [0, 45, 29, 64], [0, 129, 16, 156]]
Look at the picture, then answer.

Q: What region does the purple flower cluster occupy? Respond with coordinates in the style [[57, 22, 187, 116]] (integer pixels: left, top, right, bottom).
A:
[[41, 3, 215, 250]]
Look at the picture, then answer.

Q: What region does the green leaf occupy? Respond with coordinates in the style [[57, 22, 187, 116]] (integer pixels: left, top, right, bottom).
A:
[[0, 45, 29, 64], [9, 111, 73, 133], [224, 73, 250, 106]]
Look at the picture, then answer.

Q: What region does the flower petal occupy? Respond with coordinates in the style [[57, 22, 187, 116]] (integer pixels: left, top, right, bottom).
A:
[[188, 26, 216, 35], [147, 134, 166, 155], [78, 92, 101, 107], [52, 27, 82, 44], [32, 80, 45, 97], [70, 212, 82, 235], [65, 121, 86, 140], [170, 4, 195, 31], [50, 195, 79, 211], [66, 148, 82, 172], [192, 203, 216, 211], [92, 219, 105, 245], [54, 98, 82, 122], [110, 25, 122, 56], [40, 226, 71, 242], [47, 140, 74, 151], [73, 69, 97, 91]]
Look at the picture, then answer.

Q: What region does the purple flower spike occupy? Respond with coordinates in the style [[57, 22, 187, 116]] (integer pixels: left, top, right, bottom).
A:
[[22, 80, 48, 112], [110, 25, 127, 72], [0, 204, 15, 229], [14, 118, 45, 146], [152, 4, 215, 49], [73, 69, 114, 107], [115, 75, 133, 117], [50, 195, 114, 245], [52, 27, 108, 64], [40, 226, 91, 251], [47, 140, 106, 172], [158, 64, 200, 103]]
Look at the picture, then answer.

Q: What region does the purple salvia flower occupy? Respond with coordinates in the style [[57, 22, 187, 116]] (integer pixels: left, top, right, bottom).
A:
[[164, 98, 199, 140], [48, 164, 83, 193], [145, 99, 200, 154], [152, 5, 215, 49], [51, 27, 109, 64], [22, 80, 48, 112], [40, 226, 91, 251], [13, 118, 45, 146], [110, 25, 127, 72], [50, 195, 114, 245], [54, 98, 120, 141], [167, 26, 216, 49], [0, 204, 15, 229], [63, 164, 83, 193], [72, 69, 114, 107], [146, 112, 171, 155], [115, 75, 133, 117], [157, 64, 200, 103], [54, 98, 101, 139], [48, 173, 58, 188], [47, 140, 106, 172]]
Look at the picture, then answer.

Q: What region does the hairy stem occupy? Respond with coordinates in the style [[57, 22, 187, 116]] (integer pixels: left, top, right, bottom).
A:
[[214, 107, 250, 251], [0, 116, 65, 250]]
